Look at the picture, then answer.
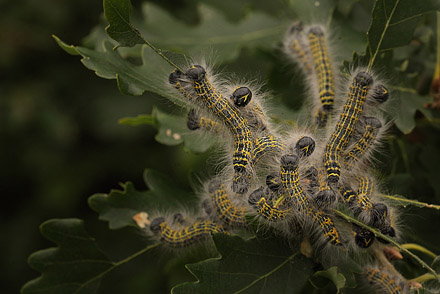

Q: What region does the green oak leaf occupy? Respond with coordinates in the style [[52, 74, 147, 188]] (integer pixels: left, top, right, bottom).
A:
[[22, 219, 113, 294], [309, 267, 346, 293], [53, 35, 188, 107], [103, 0, 144, 47], [172, 234, 315, 294], [134, 3, 290, 63], [88, 169, 195, 230], [118, 107, 215, 153], [367, 0, 440, 68]]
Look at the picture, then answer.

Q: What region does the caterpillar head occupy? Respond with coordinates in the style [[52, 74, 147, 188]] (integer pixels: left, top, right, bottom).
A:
[[352, 224, 375, 248], [231, 86, 252, 107], [169, 69, 184, 85], [266, 173, 281, 191], [314, 190, 336, 208], [370, 84, 389, 104], [295, 136, 316, 157], [186, 65, 206, 82], [288, 21, 304, 35], [186, 109, 201, 130], [353, 71, 373, 87], [150, 217, 165, 234], [280, 154, 299, 171], [248, 186, 266, 206]]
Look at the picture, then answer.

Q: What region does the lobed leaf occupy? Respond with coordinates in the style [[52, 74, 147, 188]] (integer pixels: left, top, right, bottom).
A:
[[22, 219, 113, 294], [88, 169, 195, 230], [172, 234, 315, 294]]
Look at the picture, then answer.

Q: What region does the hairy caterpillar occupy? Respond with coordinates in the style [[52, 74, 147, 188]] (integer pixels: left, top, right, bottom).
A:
[[150, 217, 227, 248], [280, 154, 342, 245], [352, 223, 375, 248], [185, 65, 253, 194], [324, 71, 373, 183], [186, 108, 221, 132], [208, 181, 247, 228], [248, 187, 293, 222], [252, 135, 285, 164], [365, 268, 404, 294], [307, 26, 336, 127], [284, 22, 313, 75], [344, 116, 382, 169]]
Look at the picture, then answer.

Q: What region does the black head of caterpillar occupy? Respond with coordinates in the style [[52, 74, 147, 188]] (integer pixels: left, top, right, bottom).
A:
[[185, 65, 206, 82], [266, 173, 282, 191], [288, 21, 304, 35], [314, 189, 337, 209], [169, 69, 185, 85], [370, 84, 389, 104], [352, 223, 375, 248], [248, 186, 293, 222], [231, 86, 253, 107], [280, 153, 300, 171], [294, 136, 316, 157], [187, 108, 201, 130]]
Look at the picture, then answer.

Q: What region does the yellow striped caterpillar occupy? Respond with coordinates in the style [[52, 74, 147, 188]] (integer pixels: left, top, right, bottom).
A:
[[208, 180, 247, 228], [365, 268, 405, 294], [186, 108, 221, 132], [307, 26, 336, 127], [324, 71, 373, 183], [185, 65, 253, 194], [284, 22, 313, 75], [150, 216, 227, 248], [280, 154, 342, 245], [252, 135, 285, 164], [248, 187, 293, 222], [344, 116, 382, 169]]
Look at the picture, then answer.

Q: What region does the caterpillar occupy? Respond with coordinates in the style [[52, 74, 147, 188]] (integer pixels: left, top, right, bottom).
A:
[[266, 173, 282, 191], [185, 65, 253, 194], [252, 135, 285, 164], [324, 71, 373, 183], [370, 84, 390, 104], [248, 187, 293, 222], [344, 116, 382, 169], [231, 86, 270, 134], [294, 136, 316, 157], [284, 22, 313, 75], [280, 154, 342, 245], [150, 216, 227, 248], [208, 181, 247, 228], [307, 26, 336, 127], [169, 69, 195, 101], [186, 108, 221, 132], [365, 268, 404, 294]]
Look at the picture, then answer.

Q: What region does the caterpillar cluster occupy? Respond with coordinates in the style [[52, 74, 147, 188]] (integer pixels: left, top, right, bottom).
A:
[[135, 22, 416, 293]]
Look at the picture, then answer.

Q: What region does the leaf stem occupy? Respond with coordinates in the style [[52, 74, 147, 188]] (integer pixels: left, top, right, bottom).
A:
[[233, 252, 299, 294], [435, 11, 440, 80], [411, 273, 440, 283], [332, 209, 440, 283], [367, 0, 400, 71], [401, 243, 437, 259], [377, 193, 440, 210], [74, 243, 160, 293]]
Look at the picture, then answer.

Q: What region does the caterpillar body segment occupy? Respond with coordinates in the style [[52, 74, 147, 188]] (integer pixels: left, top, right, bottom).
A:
[[248, 187, 293, 222], [252, 136, 285, 164], [150, 217, 227, 248], [283, 22, 313, 75], [344, 116, 382, 169], [356, 176, 374, 213], [279, 154, 342, 245], [365, 268, 405, 294], [186, 65, 253, 194], [208, 181, 247, 228], [186, 109, 221, 132], [307, 26, 335, 112], [315, 107, 328, 128], [324, 71, 373, 183]]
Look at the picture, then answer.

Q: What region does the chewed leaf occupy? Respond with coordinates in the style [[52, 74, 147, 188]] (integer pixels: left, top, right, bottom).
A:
[[310, 267, 346, 293], [88, 169, 195, 230], [103, 0, 144, 47], [119, 108, 215, 153], [172, 234, 315, 294], [22, 219, 113, 294]]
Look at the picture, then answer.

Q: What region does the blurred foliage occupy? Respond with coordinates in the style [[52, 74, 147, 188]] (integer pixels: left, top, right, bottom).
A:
[[2, 0, 440, 293]]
